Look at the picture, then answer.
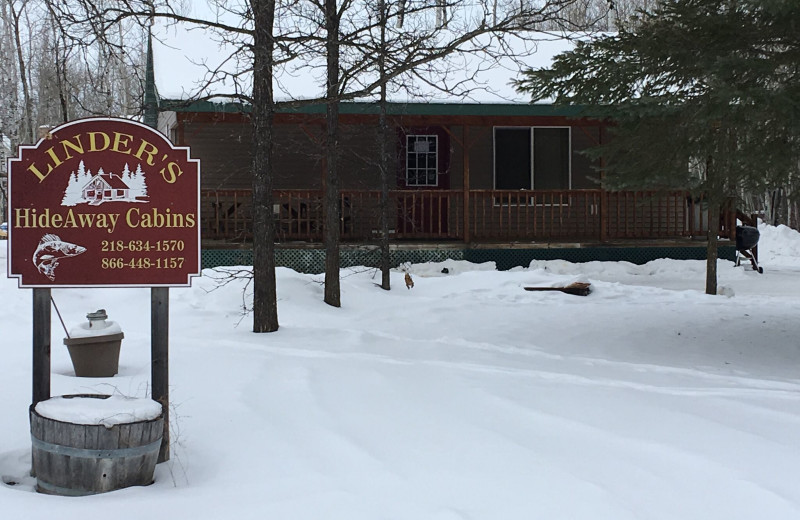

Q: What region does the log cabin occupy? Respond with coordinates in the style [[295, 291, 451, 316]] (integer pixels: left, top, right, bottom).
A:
[[156, 100, 735, 271], [150, 29, 735, 272]]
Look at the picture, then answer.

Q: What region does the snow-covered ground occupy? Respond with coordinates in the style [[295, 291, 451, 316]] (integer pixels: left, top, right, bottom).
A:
[[1, 224, 799, 519]]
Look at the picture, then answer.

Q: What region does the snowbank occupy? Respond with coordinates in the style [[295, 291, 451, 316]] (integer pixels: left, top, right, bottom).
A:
[[1, 224, 799, 519], [758, 222, 800, 266]]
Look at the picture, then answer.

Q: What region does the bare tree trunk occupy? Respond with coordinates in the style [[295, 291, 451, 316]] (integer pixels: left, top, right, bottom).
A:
[[395, 0, 405, 28], [436, 0, 447, 27], [46, 11, 70, 124], [771, 188, 784, 226], [323, 0, 341, 307], [9, 0, 34, 143], [252, 0, 279, 332], [378, 0, 391, 290], [54, 30, 69, 122], [703, 152, 724, 296], [0, 0, 20, 142], [116, 22, 130, 114], [705, 201, 720, 296]]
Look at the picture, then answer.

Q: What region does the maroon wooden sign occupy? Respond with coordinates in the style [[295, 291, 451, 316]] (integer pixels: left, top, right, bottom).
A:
[[7, 118, 200, 287]]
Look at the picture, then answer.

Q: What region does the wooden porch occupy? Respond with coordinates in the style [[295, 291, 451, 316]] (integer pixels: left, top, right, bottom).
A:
[[201, 189, 735, 247]]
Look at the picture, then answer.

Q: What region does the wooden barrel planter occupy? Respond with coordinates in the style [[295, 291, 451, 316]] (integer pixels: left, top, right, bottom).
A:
[[30, 394, 164, 496]]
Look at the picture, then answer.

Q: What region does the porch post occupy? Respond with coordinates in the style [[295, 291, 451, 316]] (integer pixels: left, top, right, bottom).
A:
[[600, 191, 608, 242], [463, 125, 470, 244], [599, 125, 607, 242]]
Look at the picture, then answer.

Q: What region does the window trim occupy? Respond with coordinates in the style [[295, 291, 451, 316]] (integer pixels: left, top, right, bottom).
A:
[[493, 126, 573, 195], [405, 134, 439, 187]]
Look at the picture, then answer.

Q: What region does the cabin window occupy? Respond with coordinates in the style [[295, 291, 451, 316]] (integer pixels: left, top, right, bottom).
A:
[[406, 135, 438, 186], [494, 127, 571, 191], [116, 189, 125, 197], [104, 190, 112, 197]]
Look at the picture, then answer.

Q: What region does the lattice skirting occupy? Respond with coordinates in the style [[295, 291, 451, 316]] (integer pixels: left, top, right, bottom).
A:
[[202, 246, 736, 274]]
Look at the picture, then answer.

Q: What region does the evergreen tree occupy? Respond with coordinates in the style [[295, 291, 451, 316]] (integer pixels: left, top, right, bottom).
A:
[[516, 0, 800, 294], [61, 169, 82, 206], [129, 163, 148, 200], [121, 163, 131, 190], [78, 163, 92, 197]]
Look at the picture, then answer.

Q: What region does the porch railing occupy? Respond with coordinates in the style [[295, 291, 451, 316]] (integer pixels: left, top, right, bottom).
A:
[[201, 189, 734, 243]]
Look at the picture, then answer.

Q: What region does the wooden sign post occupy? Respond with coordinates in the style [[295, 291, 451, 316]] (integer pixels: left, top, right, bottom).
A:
[[32, 288, 51, 406], [151, 286, 170, 462], [7, 117, 201, 465]]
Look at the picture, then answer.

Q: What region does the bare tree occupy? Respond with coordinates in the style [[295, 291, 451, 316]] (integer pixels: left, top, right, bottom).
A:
[[252, 0, 280, 331], [5, 0, 35, 143], [0, 1, 22, 146], [49, 6, 146, 118], [341, 0, 607, 290], [0, 0, 148, 148], [376, 0, 391, 290], [323, 0, 343, 307], [42, 0, 612, 321], [45, 0, 292, 332]]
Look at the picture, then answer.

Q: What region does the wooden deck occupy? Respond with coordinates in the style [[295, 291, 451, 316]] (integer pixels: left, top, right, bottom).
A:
[[201, 188, 735, 246]]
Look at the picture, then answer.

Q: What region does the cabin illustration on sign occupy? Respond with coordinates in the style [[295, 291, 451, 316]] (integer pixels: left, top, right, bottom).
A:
[[83, 169, 130, 204], [61, 162, 149, 207]]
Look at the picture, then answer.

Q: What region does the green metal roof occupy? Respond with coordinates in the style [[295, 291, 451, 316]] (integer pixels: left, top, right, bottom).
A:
[[159, 99, 592, 118]]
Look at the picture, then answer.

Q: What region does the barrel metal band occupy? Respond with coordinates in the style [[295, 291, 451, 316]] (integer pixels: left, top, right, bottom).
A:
[[31, 436, 162, 459], [36, 478, 98, 497]]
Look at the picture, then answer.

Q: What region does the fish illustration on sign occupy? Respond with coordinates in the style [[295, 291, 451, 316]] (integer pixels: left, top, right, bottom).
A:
[[32, 234, 87, 281]]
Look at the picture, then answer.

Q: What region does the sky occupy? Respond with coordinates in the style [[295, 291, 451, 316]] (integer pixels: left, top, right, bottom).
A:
[[151, 7, 574, 103], [1, 222, 799, 519]]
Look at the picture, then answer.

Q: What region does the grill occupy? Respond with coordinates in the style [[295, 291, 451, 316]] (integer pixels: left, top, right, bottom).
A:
[[735, 225, 763, 274]]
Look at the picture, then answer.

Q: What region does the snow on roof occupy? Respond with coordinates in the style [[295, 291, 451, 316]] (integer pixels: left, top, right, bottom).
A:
[[152, 20, 574, 104], [95, 171, 130, 190]]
